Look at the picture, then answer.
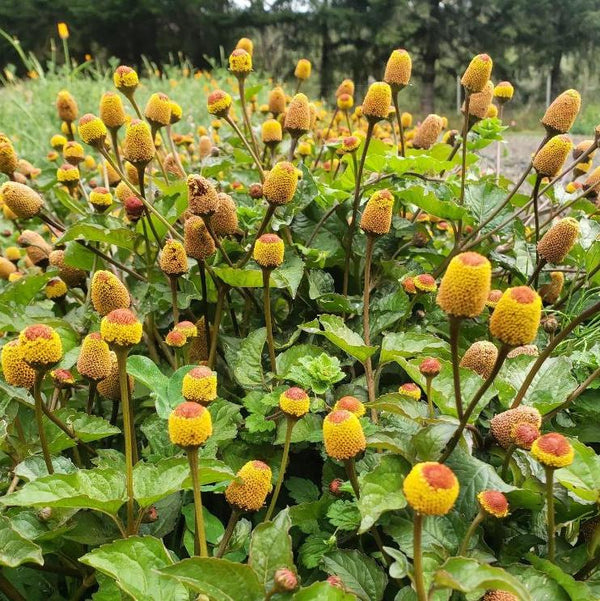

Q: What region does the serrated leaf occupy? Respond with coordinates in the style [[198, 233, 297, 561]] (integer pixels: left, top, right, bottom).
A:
[[327, 500, 361, 531], [231, 327, 267, 387], [556, 439, 600, 503], [56, 222, 137, 250], [286, 477, 320, 504], [526, 554, 591, 601], [293, 582, 358, 600], [0, 515, 43, 567], [126, 355, 170, 417], [380, 332, 449, 364]]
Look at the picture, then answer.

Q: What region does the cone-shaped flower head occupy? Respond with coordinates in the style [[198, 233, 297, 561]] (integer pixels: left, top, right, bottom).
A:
[[100, 92, 126, 130], [323, 410, 366, 460], [494, 81, 514, 104], [507, 344, 539, 359], [419, 357, 441, 378], [360, 189, 394, 235], [89, 186, 113, 212], [284, 93, 311, 137], [169, 101, 182, 125], [413, 114, 444, 149], [236, 37, 253, 55], [100, 309, 142, 348], [77, 332, 112, 382], [212, 193, 238, 236], [537, 218, 579, 264], [45, 277, 68, 300], [399, 382, 421, 401], [477, 490, 509, 518], [207, 90, 232, 118], [461, 54, 493, 94], [19, 324, 63, 368], [182, 366, 217, 404], [165, 329, 187, 348], [403, 462, 459, 515], [78, 114, 107, 148], [460, 341, 498, 379], [122, 119, 155, 167], [384, 48, 412, 89], [0, 141, 17, 175], [490, 406, 542, 449], [1, 340, 36, 389], [294, 58, 312, 80], [262, 119, 283, 145], [184, 216, 215, 261], [490, 286, 542, 347], [91, 270, 130, 316], [56, 90, 78, 123], [533, 135, 573, 177], [229, 48, 252, 76], [97, 351, 133, 401], [168, 401, 212, 448], [225, 460, 273, 512], [511, 422, 540, 450], [253, 233, 284, 269], [341, 135, 360, 153], [268, 87, 286, 115], [333, 395, 366, 418], [159, 239, 188, 277], [414, 273, 437, 293], [50, 134, 67, 150], [63, 141, 85, 165], [175, 321, 197, 338], [124, 195, 144, 223], [336, 79, 355, 97], [542, 89, 581, 135], [0, 181, 43, 219], [362, 82, 392, 121], [279, 386, 310, 417], [113, 66, 139, 93], [436, 252, 492, 318], [539, 271, 564, 304], [263, 161, 298, 205], [144, 92, 171, 128], [48, 250, 86, 288], [467, 81, 494, 121], [336, 93, 354, 112], [57, 163, 79, 186], [187, 174, 219, 216], [531, 432, 574, 468]]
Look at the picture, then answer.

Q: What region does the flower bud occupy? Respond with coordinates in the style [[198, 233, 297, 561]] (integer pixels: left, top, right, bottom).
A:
[[403, 462, 459, 515], [460, 341, 498, 379], [0, 181, 43, 219], [19, 324, 63, 368], [77, 332, 112, 382], [89, 186, 113, 213], [419, 357, 441, 378], [332, 396, 366, 418], [284, 94, 311, 137], [494, 81, 514, 104], [537, 217, 579, 264], [211, 193, 238, 236], [384, 49, 412, 89], [78, 114, 107, 148], [124, 195, 144, 223], [182, 366, 217, 404], [477, 490, 509, 518], [91, 270, 130, 316], [187, 174, 219, 216], [490, 286, 541, 347], [541, 89, 581, 135], [274, 568, 298, 592], [533, 135, 573, 177], [122, 119, 155, 167], [362, 82, 392, 121], [56, 90, 78, 123], [360, 189, 394, 235], [100, 92, 126, 130], [1, 340, 35, 389], [168, 401, 212, 448], [207, 90, 232, 118], [225, 460, 273, 512], [253, 233, 284, 269], [263, 162, 298, 205], [461, 54, 493, 94], [323, 410, 366, 461], [113, 66, 139, 93], [539, 271, 564, 304], [144, 93, 171, 129], [531, 432, 574, 469], [262, 119, 283, 145], [229, 48, 252, 77], [100, 308, 143, 348], [279, 387, 310, 418], [184, 216, 215, 261], [294, 59, 311, 81], [412, 114, 444, 149], [268, 87, 286, 116], [490, 407, 541, 449], [48, 249, 86, 288]]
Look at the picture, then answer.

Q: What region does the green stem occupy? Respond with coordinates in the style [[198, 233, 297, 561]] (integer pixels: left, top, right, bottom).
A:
[[238, 77, 260, 159], [116, 348, 135, 535], [449, 317, 463, 420], [426, 377, 434, 419], [392, 89, 405, 157], [500, 443, 516, 480], [169, 276, 179, 324], [262, 269, 277, 375], [198, 260, 211, 352], [216, 509, 242, 558], [224, 114, 264, 182], [0, 573, 26, 601], [33, 370, 53, 474], [345, 457, 361, 499], [265, 417, 295, 521], [109, 128, 123, 172], [363, 235, 377, 417], [86, 381, 97, 415], [208, 284, 227, 369], [531, 173, 542, 247], [457, 511, 484, 556], [313, 108, 338, 168], [459, 93, 471, 206], [187, 447, 208, 557], [237, 204, 276, 268], [546, 467, 556, 562], [413, 513, 427, 601]]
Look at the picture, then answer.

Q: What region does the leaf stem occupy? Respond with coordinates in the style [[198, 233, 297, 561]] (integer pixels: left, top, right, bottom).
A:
[[345, 457, 361, 499], [363, 234, 377, 417]]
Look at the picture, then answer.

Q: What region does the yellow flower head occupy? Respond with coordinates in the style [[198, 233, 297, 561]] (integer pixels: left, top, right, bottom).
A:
[[19, 324, 63, 368], [100, 92, 126, 130], [207, 90, 232, 118], [494, 81, 514, 103], [401, 112, 413, 128], [187, 174, 219, 216], [4, 246, 20, 262], [97, 351, 132, 401], [384, 49, 412, 88], [268, 86, 287, 115], [229, 48, 252, 76], [184, 216, 215, 261], [542, 89, 581, 135], [56, 90, 78, 123], [123, 119, 155, 167], [489, 286, 541, 347], [0, 181, 43, 219], [182, 366, 217, 404], [63, 141, 85, 165], [45, 277, 67, 300], [78, 113, 107, 147], [253, 233, 284, 269], [279, 386, 310, 417], [51, 368, 74, 388], [144, 92, 171, 128], [49, 249, 86, 288], [461, 54, 493, 93], [537, 217, 579, 264], [61, 121, 77, 136], [460, 341, 498, 379], [212, 193, 238, 236], [341, 135, 360, 153], [1, 340, 35, 389], [236, 37, 253, 55], [284, 93, 311, 136], [539, 271, 564, 305], [398, 382, 421, 401], [294, 58, 312, 80], [336, 93, 354, 112], [0, 141, 17, 175], [113, 65, 139, 93], [436, 252, 492, 318], [332, 396, 366, 418], [169, 101, 182, 124], [486, 103, 499, 119], [89, 186, 113, 212], [159, 239, 188, 277], [77, 332, 112, 382], [362, 82, 392, 122], [0, 257, 16, 280], [57, 22, 69, 39], [165, 329, 187, 348], [225, 460, 273, 512], [413, 114, 444, 149], [323, 409, 366, 461], [403, 462, 459, 515], [511, 421, 540, 450], [360, 189, 394, 235], [91, 270, 130, 316], [533, 135, 573, 177], [419, 357, 442, 379], [336, 79, 355, 98], [466, 81, 494, 121], [414, 273, 437, 293], [490, 406, 541, 449], [57, 163, 79, 185], [175, 321, 197, 338], [477, 490, 509, 518], [100, 308, 143, 348], [262, 119, 283, 145], [51, 134, 68, 150], [168, 401, 212, 448], [531, 432, 574, 469], [263, 161, 298, 205]]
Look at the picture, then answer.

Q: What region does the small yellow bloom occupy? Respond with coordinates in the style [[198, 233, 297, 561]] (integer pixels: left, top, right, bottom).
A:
[[403, 462, 459, 515], [461, 54, 493, 94], [168, 401, 212, 448], [537, 217, 579, 264], [57, 22, 69, 40], [19, 324, 63, 368], [182, 366, 217, 404], [294, 59, 312, 81], [253, 234, 284, 269], [323, 410, 366, 461], [225, 460, 273, 512], [100, 309, 143, 348], [279, 387, 310, 418], [477, 490, 509, 518], [531, 432, 574, 468], [263, 161, 298, 205], [360, 189, 394, 235], [489, 286, 542, 347]]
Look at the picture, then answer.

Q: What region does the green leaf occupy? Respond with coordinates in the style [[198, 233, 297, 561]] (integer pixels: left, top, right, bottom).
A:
[[277, 344, 325, 378], [327, 500, 361, 531], [272, 252, 305, 298], [303, 315, 377, 363], [230, 327, 267, 387], [212, 266, 264, 288], [380, 332, 449, 365], [507, 564, 569, 601], [556, 439, 600, 502], [357, 455, 408, 533], [249, 512, 294, 591], [81, 535, 188, 601], [433, 557, 532, 600], [526, 554, 592, 601], [126, 355, 170, 418], [55, 408, 120, 442], [401, 186, 467, 220], [159, 557, 264, 601], [322, 549, 388, 601], [0, 468, 126, 515], [56, 221, 137, 250], [0, 515, 43, 567], [286, 477, 320, 504], [293, 582, 358, 600], [287, 352, 345, 394]]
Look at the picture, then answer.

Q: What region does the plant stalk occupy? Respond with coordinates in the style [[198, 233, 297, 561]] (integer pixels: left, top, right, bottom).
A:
[[265, 416, 295, 521], [187, 446, 208, 557]]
